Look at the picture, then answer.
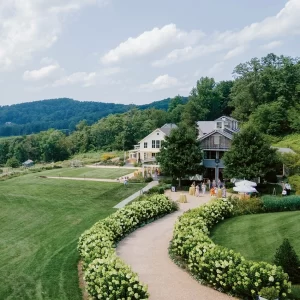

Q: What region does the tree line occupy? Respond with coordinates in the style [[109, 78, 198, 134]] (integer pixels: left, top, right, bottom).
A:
[[1, 53, 300, 166], [0, 97, 179, 137]]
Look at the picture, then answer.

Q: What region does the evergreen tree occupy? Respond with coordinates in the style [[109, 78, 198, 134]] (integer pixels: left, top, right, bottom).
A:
[[274, 238, 300, 283], [156, 124, 203, 186], [223, 126, 279, 179]]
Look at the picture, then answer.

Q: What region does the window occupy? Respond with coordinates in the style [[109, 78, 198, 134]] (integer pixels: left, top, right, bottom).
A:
[[144, 142, 147, 148], [152, 140, 155, 148], [152, 153, 156, 157], [214, 135, 220, 145], [156, 140, 160, 148], [204, 151, 217, 159], [157, 132, 159, 135], [216, 122, 222, 129]]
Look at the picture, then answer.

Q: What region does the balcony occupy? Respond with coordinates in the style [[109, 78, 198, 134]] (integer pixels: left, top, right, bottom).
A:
[[200, 136, 231, 150], [202, 159, 225, 168]]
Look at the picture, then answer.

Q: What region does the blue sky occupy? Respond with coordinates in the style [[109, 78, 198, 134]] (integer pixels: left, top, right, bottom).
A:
[[0, 0, 299, 106]]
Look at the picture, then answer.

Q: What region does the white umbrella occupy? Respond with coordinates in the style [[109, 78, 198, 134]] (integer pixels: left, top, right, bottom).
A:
[[189, 174, 202, 181], [235, 180, 257, 187], [233, 186, 258, 193]]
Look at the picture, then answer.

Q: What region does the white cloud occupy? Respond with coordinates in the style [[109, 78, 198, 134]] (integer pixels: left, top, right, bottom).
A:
[[208, 62, 224, 76], [140, 74, 180, 92], [224, 46, 246, 60], [152, 43, 224, 67], [101, 24, 204, 64], [261, 40, 283, 50], [153, 0, 300, 67], [53, 72, 97, 87], [23, 64, 63, 81], [0, 0, 108, 71]]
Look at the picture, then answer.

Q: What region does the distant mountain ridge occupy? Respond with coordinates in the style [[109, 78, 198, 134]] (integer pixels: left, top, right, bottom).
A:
[[0, 97, 187, 137]]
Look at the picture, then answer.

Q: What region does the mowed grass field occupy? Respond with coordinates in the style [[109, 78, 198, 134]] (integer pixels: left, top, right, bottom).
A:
[[210, 211, 300, 263], [38, 167, 136, 179], [0, 172, 145, 300]]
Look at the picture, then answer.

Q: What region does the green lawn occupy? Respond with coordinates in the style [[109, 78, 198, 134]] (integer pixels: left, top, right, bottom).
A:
[[210, 211, 300, 263], [37, 167, 136, 179], [0, 173, 145, 300]]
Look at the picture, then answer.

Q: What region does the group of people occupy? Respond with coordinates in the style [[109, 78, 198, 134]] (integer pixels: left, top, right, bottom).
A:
[[191, 178, 226, 198], [191, 181, 207, 197]]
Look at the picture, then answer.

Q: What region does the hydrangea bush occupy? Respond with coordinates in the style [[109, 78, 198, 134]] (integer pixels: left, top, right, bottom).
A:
[[169, 198, 291, 299], [78, 194, 178, 299]]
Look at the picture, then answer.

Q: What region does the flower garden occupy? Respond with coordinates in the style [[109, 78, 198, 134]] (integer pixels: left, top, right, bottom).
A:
[[169, 198, 292, 299], [78, 194, 178, 299], [78, 192, 300, 299]]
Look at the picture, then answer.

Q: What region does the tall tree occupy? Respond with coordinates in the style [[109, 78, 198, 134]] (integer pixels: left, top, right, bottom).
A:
[[182, 77, 221, 125], [223, 126, 279, 179], [230, 54, 300, 122], [156, 125, 203, 186], [215, 80, 234, 116]]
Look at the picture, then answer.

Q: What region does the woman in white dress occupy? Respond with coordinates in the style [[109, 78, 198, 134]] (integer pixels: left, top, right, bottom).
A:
[[201, 182, 206, 195], [195, 184, 200, 197]]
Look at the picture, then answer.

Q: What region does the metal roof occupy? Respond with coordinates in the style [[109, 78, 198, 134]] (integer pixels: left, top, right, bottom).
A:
[[159, 123, 177, 135], [197, 121, 216, 135]]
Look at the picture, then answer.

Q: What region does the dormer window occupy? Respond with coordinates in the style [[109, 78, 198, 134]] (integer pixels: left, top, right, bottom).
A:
[[157, 132, 159, 135], [216, 122, 222, 129]]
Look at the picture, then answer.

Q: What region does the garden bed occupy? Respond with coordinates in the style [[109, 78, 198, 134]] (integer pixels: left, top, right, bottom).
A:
[[78, 194, 178, 299], [169, 198, 291, 299]]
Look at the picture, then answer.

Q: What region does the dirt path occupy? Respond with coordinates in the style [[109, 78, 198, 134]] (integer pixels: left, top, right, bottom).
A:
[[117, 191, 234, 300]]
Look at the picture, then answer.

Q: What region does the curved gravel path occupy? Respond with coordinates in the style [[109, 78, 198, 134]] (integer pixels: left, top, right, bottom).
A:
[[117, 191, 235, 300]]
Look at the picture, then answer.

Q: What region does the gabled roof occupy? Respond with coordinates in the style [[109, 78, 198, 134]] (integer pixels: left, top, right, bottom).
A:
[[160, 123, 177, 135], [23, 159, 34, 164], [137, 124, 177, 144], [138, 128, 165, 144], [199, 129, 235, 141], [215, 116, 239, 122], [197, 121, 215, 135]]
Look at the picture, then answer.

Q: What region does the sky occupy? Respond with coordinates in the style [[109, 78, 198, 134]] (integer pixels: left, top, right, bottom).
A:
[[0, 0, 299, 106]]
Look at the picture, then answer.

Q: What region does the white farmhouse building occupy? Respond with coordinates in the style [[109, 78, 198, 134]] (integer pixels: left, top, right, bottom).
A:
[[128, 117, 240, 181], [129, 123, 177, 163]]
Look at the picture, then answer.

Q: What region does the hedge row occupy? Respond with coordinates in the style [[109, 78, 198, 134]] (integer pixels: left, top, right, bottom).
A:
[[78, 194, 178, 299], [169, 198, 291, 299], [262, 195, 300, 212]]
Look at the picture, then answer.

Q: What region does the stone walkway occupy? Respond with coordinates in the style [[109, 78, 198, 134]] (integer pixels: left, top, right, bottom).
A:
[[117, 191, 235, 300]]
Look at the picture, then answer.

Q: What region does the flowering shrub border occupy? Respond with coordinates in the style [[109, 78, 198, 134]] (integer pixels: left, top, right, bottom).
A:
[[169, 198, 291, 299], [78, 194, 178, 299]]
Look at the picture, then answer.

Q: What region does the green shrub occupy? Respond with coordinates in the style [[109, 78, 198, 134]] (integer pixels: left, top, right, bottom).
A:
[[159, 178, 173, 184], [274, 239, 300, 284], [289, 175, 300, 195], [6, 157, 20, 168], [259, 286, 279, 300], [225, 182, 234, 189], [228, 196, 264, 215], [145, 177, 153, 183], [262, 195, 300, 212], [145, 184, 171, 195], [257, 183, 282, 195], [85, 255, 148, 300], [78, 194, 178, 299], [169, 198, 291, 299]]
